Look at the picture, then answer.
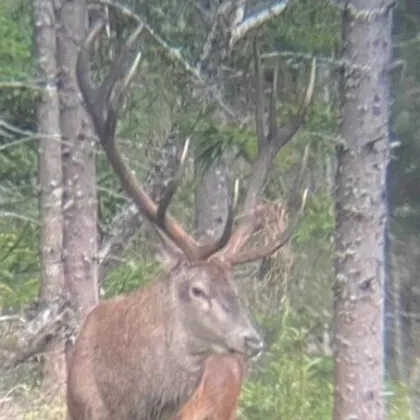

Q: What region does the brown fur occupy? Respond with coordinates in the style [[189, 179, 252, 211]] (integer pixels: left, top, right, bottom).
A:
[[67, 262, 262, 420], [172, 354, 246, 420]]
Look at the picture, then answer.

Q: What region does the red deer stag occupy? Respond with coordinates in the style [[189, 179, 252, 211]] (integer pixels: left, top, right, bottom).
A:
[[68, 17, 315, 420]]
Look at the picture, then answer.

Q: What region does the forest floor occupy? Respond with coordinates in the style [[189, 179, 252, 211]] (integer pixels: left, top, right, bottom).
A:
[[0, 364, 65, 420]]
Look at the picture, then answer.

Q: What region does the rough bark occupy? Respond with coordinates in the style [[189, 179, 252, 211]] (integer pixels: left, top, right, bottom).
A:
[[333, 1, 392, 419], [33, 0, 66, 385], [56, 0, 99, 316], [193, 0, 242, 247], [195, 163, 230, 242]]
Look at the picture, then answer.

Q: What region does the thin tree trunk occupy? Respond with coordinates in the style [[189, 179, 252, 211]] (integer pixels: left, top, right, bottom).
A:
[[333, 1, 392, 419], [33, 0, 66, 386], [195, 162, 230, 242], [193, 1, 238, 249], [56, 0, 99, 316]]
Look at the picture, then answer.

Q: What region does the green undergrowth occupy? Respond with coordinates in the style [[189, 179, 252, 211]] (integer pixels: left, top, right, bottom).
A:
[[239, 319, 411, 420]]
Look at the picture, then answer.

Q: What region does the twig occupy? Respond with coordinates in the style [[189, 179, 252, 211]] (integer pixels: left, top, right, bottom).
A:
[[262, 50, 372, 75], [93, 0, 200, 81], [0, 119, 36, 137], [328, 0, 396, 22], [0, 136, 43, 151], [230, 0, 290, 48], [262, 51, 344, 68], [92, 0, 240, 122], [0, 212, 39, 225], [0, 315, 24, 323], [0, 81, 44, 91]]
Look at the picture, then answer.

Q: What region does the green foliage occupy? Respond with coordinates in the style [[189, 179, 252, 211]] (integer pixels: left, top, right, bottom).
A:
[[390, 2, 420, 234], [385, 381, 412, 420], [262, 0, 341, 54], [0, 0, 38, 310], [295, 191, 334, 244], [0, 0, 36, 124], [240, 312, 412, 420], [193, 123, 255, 171], [130, 0, 206, 62], [0, 141, 39, 310], [104, 249, 159, 297], [0, 224, 39, 310], [0, 0, 33, 81], [240, 311, 333, 420]]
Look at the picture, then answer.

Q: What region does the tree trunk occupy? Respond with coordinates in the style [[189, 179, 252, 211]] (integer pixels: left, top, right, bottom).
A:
[[33, 0, 66, 386], [193, 1, 239, 249], [195, 162, 230, 242], [333, 1, 392, 419], [56, 0, 99, 316]]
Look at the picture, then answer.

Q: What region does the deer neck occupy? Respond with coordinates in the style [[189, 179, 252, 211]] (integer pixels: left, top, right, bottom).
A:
[[165, 313, 205, 370]]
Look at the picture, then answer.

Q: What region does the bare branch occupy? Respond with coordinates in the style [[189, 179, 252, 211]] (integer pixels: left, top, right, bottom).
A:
[[0, 81, 44, 91], [0, 136, 42, 151], [328, 0, 396, 22], [230, 1, 290, 48], [93, 0, 201, 81], [156, 137, 190, 223], [0, 212, 40, 225], [0, 297, 75, 368]]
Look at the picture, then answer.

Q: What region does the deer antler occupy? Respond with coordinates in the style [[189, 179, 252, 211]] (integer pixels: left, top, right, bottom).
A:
[[219, 39, 316, 265], [77, 18, 234, 261]]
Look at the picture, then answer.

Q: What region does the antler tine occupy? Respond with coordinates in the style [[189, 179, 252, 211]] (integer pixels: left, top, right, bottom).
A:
[[77, 20, 203, 261], [156, 137, 191, 222], [97, 24, 144, 112], [220, 51, 316, 261], [153, 136, 238, 260], [230, 145, 310, 265], [201, 178, 240, 260], [104, 28, 144, 136], [77, 18, 143, 139], [231, 188, 309, 264], [275, 57, 316, 150], [253, 38, 265, 151]]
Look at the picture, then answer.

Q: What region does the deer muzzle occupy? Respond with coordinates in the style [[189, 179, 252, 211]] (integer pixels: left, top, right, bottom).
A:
[[242, 333, 265, 359]]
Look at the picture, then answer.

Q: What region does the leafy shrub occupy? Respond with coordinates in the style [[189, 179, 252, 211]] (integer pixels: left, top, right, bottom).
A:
[[240, 318, 333, 420]]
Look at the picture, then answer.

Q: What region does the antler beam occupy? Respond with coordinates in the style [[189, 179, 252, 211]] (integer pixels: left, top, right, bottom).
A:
[[77, 18, 234, 261]]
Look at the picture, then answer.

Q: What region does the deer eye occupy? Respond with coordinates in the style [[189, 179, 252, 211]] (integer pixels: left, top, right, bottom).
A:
[[191, 286, 208, 300]]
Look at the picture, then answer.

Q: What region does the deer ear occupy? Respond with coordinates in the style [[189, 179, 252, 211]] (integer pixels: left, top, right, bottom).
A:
[[153, 226, 186, 269]]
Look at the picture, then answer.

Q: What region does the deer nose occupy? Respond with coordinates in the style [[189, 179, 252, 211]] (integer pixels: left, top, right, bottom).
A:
[[244, 334, 264, 358]]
